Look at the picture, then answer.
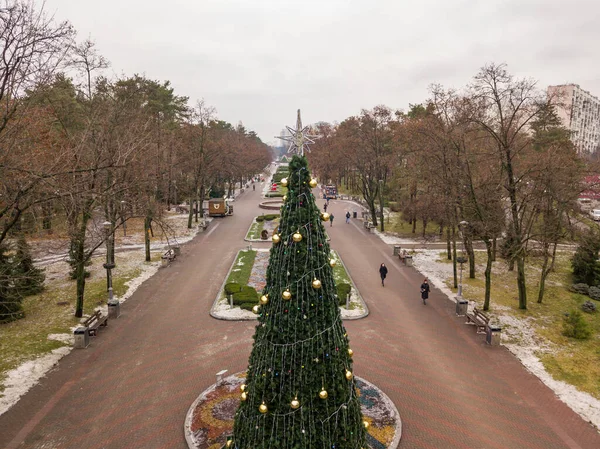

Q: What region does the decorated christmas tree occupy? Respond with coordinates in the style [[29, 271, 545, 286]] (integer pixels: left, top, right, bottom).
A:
[[229, 112, 367, 449]]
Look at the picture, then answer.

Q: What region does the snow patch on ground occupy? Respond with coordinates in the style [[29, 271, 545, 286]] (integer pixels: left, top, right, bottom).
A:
[[373, 229, 424, 245], [0, 346, 71, 416], [410, 248, 600, 429]]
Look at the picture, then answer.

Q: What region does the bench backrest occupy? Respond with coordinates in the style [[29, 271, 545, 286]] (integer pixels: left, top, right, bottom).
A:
[[83, 310, 101, 326], [473, 308, 490, 323]]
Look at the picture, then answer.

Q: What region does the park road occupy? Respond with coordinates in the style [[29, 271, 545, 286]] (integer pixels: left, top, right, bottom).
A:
[[0, 189, 599, 449]]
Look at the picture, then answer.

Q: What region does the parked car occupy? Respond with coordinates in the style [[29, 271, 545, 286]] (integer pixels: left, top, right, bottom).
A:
[[592, 209, 600, 221]]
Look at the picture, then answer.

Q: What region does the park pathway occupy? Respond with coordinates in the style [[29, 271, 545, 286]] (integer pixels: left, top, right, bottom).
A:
[[0, 190, 599, 449]]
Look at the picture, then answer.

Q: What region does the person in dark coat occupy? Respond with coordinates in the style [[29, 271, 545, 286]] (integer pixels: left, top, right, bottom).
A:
[[345, 211, 351, 223], [329, 214, 334, 227], [379, 263, 388, 287], [323, 203, 328, 212], [420, 279, 430, 304]]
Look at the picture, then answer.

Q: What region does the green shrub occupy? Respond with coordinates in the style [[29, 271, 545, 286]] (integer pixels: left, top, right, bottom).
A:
[[240, 302, 257, 311], [337, 283, 352, 305], [562, 310, 592, 340], [570, 283, 590, 295], [572, 233, 600, 285], [256, 216, 265, 222], [265, 192, 284, 198], [264, 214, 279, 221], [224, 282, 242, 295], [589, 286, 600, 301], [232, 286, 258, 305], [581, 300, 597, 314]]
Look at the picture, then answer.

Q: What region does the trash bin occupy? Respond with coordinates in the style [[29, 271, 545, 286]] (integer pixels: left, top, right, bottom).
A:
[[173, 246, 181, 257], [486, 325, 502, 346], [161, 256, 169, 267], [108, 301, 121, 319], [74, 327, 89, 349], [455, 298, 468, 316], [353, 211, 357, 219], [404, 255, 413, 267], [393, 245, 401, 256]]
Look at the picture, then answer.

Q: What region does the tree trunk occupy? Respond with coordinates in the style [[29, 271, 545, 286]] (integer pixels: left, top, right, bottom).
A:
[[187, 196, 194, 229], [466, 236, 475, 279], [516, 256, 527, 309], [492, 237, 497, 261], [446, 227, 452, 260], [422, 219, 427, 238], [537, 242, 556, 304], [483, 239, 493, 311], [144, 213, 152, 262]]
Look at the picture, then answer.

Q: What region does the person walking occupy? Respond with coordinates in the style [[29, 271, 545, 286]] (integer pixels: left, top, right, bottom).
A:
[[323, 203, 328, 213], [379, 263, 388, 287], [329, 214, 334, 227], [345, 211, 351, 224], [420, 279, 430, 305]]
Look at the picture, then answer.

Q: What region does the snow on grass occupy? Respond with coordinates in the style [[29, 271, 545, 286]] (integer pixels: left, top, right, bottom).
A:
[[409, 248, 600, 429], [0, 347, 71, 416]]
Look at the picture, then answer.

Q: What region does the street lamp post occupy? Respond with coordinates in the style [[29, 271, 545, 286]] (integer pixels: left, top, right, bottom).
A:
[[457, 220, 469, 299], [103, 221, 120, 319], [120, 201, 127, 237]]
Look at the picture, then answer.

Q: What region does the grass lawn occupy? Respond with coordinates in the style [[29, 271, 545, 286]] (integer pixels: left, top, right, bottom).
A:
[[0, 254, 147, 393], [444, 250, 600, 399], [385, 212, 440, 238], [223, 250, 257, 294], [246, 221, 264, 240]]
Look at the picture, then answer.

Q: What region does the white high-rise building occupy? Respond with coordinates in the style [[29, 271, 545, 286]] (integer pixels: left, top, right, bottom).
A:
[[547, 84, 600, 156]]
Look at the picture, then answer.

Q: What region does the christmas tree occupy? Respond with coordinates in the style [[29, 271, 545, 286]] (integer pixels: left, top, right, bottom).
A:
[[229, 148, 367, 446]]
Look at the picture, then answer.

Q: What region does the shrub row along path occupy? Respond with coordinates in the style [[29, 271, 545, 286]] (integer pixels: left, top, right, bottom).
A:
[[1, 188, 599, 449]]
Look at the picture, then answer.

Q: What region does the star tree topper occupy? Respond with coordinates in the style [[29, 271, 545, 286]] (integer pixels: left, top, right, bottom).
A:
[[276, 109, 320, 156]]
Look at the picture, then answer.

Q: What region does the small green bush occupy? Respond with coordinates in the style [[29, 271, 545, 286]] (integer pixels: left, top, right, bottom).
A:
[[570, 283, 590, 295], [240, 302, 257, 311], [256, 216, 265, 222], [562, 310, 592, 340], [337, 283, 352, 305], [224, 282, 242, 295], [581, 300, 597, 313], [263, 214, 279, 221], [588, 286, 600, 301], [265, 192, 284, 198], [232, 286, 259, 305]]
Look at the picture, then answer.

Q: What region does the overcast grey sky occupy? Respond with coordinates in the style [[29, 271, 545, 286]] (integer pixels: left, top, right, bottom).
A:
[[45, 0, 599, 144]]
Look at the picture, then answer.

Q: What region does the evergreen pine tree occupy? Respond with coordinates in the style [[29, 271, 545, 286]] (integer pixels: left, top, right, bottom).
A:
[[13, 236, 45, 296], [572, 232, 600, 286], [0, 242, 25, 323], [230, 155, 367, 448]]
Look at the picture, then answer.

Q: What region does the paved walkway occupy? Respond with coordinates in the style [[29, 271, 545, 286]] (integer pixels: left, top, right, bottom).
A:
[[0, 191, 599, 449]]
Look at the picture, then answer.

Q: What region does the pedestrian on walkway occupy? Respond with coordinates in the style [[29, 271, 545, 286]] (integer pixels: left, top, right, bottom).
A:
[[253, 184, 255, 191], [420, 279, 430, 305], [330, 214, 334, 227], [323, 203, 328, 212], [345, 211, 351, 223], [379, 263, 388, 287]]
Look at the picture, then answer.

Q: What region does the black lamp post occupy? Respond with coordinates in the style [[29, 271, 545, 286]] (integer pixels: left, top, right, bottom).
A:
[[103, 221, 120, 318]]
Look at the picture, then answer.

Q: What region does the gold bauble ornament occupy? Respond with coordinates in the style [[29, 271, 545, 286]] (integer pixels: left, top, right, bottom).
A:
[[240, 384, 246, 392], [363, 420, 370, 429], [241, 391, 247, 401], [292, 231, 302, 242], [329, 258, 336, 267], [260, 294, 269, 305], [291, 397, 300, 409], [272, 234, 281, 244], [321, 212, 330, 221], [259, 402, 268, 414], [309, 178, 318, 188], [345, 369, 353, 380], [282, 195, 287, 201], [282, 289, 292, 300], [319, 388, 328, 399], [312, 278, 322, 289], [226, 440, 232, 448], [281, 178, 288, 187], [348, 348, 353, 357], [252, 305, 260, 314]]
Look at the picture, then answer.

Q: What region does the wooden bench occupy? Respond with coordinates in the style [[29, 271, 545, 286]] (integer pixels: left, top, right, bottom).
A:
[[466, 307, 490, 334], [163, 249, 176, 261], [363, 221, 376, 233], [83, 310, 108, 336]]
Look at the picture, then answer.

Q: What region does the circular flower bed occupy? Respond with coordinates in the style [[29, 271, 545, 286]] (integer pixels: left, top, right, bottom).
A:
[[185, 373, 401, 449]]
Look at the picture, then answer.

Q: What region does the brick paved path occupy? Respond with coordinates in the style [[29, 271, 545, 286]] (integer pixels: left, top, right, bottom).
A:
[[0, 191, 599, 449]]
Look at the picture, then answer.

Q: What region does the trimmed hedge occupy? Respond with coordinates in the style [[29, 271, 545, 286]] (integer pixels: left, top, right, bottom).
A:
[[337, 283, 352, 306], [224, 282, 242, 295], [256, 214, 280, 222], [240, 302, 257, 311], [232, 286, 259, 305]]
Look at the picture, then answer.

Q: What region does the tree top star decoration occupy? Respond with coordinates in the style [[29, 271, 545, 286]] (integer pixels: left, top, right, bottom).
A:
[[276, 109, 319, 156]]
